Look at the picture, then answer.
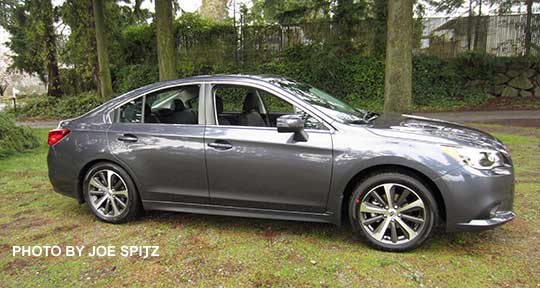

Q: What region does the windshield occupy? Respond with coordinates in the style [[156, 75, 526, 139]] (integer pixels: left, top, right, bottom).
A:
[[272, 79, 366, 123]]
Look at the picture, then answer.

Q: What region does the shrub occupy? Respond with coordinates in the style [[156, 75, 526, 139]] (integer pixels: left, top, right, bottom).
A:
[[0, 112, 40, 159], [11, 96, 59, 119], [115, 64, 159, 93], [255, 46, 491, 111], [13, 50, 503, 120], [55, 92, 105, 118], [10, 92, 105, 119]]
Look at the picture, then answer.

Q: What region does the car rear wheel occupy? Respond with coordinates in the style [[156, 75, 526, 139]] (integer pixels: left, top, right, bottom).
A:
[[83, 162, 141, 223], [349, 171, 438, 252]]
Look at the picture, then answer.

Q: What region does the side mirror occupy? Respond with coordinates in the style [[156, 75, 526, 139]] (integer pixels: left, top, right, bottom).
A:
[[277, 114, 309, 142]]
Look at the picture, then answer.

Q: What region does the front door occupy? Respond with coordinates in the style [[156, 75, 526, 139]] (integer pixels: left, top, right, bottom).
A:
[[204, 84, 333, 212]]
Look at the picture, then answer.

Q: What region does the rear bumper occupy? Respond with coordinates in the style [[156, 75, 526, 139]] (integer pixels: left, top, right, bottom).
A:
[[435, 165, 515, 232], [455, 210, 516, 232], [48, 146, 81, 201]]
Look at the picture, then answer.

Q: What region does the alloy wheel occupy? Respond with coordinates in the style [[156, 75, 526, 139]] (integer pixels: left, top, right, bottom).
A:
[[88, 169, 129, 218], [359, 183, 426, 245]]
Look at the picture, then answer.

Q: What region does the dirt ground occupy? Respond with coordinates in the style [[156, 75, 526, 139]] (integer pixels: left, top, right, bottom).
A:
[[476, 119, 540, 128], [467, 122, 540, 138]]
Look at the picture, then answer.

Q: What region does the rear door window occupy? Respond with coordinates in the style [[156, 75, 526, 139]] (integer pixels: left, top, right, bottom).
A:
[[114, 85, 200, 124], [118, 97, 143, 123]]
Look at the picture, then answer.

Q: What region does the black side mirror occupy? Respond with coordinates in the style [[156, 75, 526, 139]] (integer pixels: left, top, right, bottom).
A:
[[277, 114, 309, 142]]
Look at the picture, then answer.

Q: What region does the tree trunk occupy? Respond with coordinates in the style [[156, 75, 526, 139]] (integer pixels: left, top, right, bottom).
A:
[[87, 0, 100, 94], [383, 0, 413, 113], [335, 0, 354, 47], [92, 0, 113, 99], [155, 0, 177, 81], [373, 0, 388, 57], [524, 0, 533, 56], [467, 0, 473, 51], [473, 0, 482, 52], [42, 0, 61, 97]]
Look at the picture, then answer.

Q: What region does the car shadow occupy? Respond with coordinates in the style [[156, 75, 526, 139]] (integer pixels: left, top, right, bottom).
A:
[[128, 209, 507, 253], [73, 202, 509, 253], [141, 210, 355, 240]]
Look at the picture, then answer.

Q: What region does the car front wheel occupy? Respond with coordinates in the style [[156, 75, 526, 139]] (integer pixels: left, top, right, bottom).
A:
[[83, 162, 141, 223], [349, 171, 438, 252]]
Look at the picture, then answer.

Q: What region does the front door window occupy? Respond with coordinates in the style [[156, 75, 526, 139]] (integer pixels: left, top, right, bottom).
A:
[[212, 84, 326, 130]]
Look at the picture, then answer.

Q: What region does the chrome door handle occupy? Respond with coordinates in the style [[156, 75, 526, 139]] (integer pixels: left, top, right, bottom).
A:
[[117, 134, 138, 143], [208, 141, 232, 150]]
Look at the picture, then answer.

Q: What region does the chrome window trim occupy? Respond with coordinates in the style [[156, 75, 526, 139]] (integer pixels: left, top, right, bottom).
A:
[[204, 124, 333, 134], [105, 82, 206, 125]]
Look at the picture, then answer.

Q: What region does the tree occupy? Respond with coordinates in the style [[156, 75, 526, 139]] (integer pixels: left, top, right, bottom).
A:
[[200, 0, 229, 21], [257, 0, 331, 24], [0, 53, 10, 96], [371, 0, 388, 56], [333, 0, 367, 47], [60, 0, 99, 94], [383, 0, 413, 113], [524, 0, 533, 56], [92, 0, 113, 99], [473, 0, 483, 51], [0, 0, 61, 97], [0, 83, 7, 96], [1, 3, 43, 81], [155, 0, 176, 81], [495, 0, 536, 55], [428, 0, 508, 52], [42, 0, 61, 96]]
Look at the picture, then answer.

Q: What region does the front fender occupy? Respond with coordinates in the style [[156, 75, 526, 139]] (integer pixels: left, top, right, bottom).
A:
[[326, 132, 461, 225]]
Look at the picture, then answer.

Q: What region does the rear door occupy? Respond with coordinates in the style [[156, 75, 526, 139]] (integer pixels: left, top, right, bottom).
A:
[[107, 84, 209, 204]]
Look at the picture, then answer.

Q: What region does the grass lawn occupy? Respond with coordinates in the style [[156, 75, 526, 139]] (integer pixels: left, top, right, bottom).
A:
[[1, 127, 539, 287]]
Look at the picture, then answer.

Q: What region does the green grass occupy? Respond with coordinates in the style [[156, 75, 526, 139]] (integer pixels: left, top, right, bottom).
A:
[[1, 127, 539, 287]]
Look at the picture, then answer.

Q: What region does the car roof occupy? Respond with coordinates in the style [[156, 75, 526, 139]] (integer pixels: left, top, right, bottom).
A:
[[123, 74, 291, 99], [83, 74, 293, 118], [168, 74, 290, 83]]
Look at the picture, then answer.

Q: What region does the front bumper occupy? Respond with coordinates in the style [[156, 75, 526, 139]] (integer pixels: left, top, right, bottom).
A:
[[434, 164, 515, 232], [455, 210, 516, 232]]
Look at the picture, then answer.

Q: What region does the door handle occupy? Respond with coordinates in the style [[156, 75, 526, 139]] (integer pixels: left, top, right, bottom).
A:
[[208, 141, 232, 150], [117, 134, 138, 143]]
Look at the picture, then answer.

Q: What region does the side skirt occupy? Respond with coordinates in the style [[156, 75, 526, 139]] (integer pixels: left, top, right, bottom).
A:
[[142, 200, 335, 224]]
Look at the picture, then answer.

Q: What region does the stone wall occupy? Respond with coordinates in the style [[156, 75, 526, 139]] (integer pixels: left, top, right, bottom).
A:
[[489, 62, 540, 98]]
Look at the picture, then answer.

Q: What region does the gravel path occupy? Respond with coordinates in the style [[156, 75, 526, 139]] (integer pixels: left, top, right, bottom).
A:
[[16, 121, 58, 129], [416, 110, 540, 122]]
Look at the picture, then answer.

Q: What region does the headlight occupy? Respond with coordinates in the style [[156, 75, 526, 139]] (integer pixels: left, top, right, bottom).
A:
[[441, 145, 504, 170]]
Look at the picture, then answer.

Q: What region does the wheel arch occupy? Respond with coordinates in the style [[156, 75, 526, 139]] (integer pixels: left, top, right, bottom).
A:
[[76, 158, 139, 204], [339, 164, 447, 227]]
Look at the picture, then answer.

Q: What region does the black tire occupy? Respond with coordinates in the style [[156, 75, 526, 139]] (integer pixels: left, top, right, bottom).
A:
[[83, 162, 142, 223], [348, 171, 438, 252]]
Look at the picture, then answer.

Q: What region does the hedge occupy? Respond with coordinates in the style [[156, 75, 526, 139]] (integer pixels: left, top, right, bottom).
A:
[[0, 112, 40, 159], [15, 50, 524, 120], [12, 92, 105, 119]]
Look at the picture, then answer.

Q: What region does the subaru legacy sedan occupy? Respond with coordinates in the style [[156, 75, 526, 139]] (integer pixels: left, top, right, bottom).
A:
[[47, 75, 515, 251]]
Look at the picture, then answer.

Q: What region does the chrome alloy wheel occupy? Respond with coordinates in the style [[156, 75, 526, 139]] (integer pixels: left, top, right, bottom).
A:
[[88, 169, 129, 218], [359, 183, 426, 245]]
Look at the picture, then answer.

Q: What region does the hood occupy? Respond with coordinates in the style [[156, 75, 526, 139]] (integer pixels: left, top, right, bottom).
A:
[[365, 113, 508, 152]]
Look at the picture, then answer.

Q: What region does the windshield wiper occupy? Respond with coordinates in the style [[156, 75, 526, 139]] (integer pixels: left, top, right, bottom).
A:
[[347, 119, 369, 124], [363, 112, 379, 123], [347, 111, 379, 125]]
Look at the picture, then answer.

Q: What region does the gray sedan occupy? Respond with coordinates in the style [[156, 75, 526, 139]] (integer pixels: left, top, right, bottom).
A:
[[47, 75, 515, 251]]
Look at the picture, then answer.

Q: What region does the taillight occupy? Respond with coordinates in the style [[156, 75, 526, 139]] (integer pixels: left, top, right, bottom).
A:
[[48, 129, 71, 146]]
